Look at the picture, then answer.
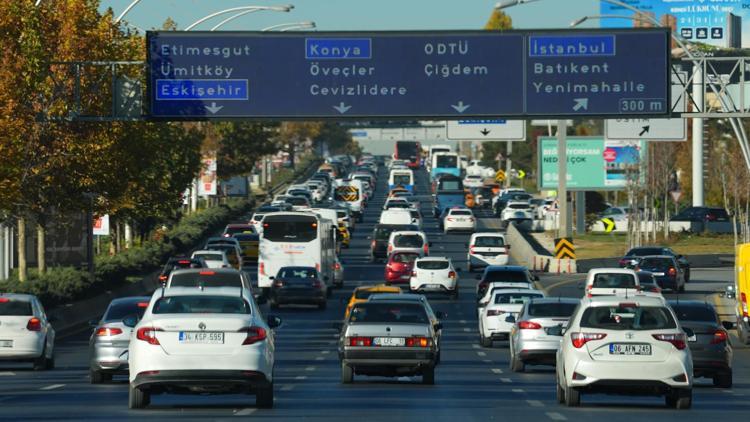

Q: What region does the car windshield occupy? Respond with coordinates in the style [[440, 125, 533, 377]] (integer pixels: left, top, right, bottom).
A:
[[286, 197, 309, 205], [349, 303, 429, 324], [153, 296, 251, 314], [0, 299, 32, 316], [440, 180, 461, 190], [103, 300, 148, 321], [592, 273, 637, 288], [392, 253, 419, 264], [527, 302, 578, 317], [580, 305, 677, 330], [483, 270, 530, 283], [169, 272, 243, 288], [638, 258, 673, 270], [193, 253, 223, 261], [387, 202, 410, 209], [474, 237, 504, 247], [278, 267, 318, 278], [393, 175, 411, 185], [451, 210, 472, 216], [263, 215, 318, 242], [436, 155, 458, 167], [671, 305, 717, 322], [417, 260, 449, 270], [394, 234, 423, 248], [493, 292, 544, 305]]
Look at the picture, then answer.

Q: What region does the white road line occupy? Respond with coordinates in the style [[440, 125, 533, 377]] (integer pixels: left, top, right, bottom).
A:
[[477, 351, 486, 357], [462, 328, 471, 332], [315, 356, 324, 361], [512, 388, 524, 393], [546, 412, 567, 421], [281, 385, 295, 391], [305, 366, 316, 371], [500, 377, 512, 383], [491, 368, 503, 374], [295, 375, 307, 380], [459, 320, 468, 324], [321, 350, 330, 354], [235, 408, 256, 416], [39, 384, 64, 391], [472, 344, 480, 349], [0, 372, 15, 376], [527, 400, 544, 407], [482, 359, 492, 363]]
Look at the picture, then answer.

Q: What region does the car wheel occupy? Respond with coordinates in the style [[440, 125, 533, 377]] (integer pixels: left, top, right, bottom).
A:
[[510, 355, 525, 373], [685, 269, 690, 283], [341, 362, 354, 384], [422, 365, 435, 385], [318, 300, 327, 310], [713, 371, 733, 388], [480, 334, 493, 348], [256, 382, 274, 408], [556, 381, 565, 404], [667, 389, 692, 409], [90, 369, 112, 384], [44, 353, 55, 370], [128, 384, 150, 409], [564, 385, 580, 407]]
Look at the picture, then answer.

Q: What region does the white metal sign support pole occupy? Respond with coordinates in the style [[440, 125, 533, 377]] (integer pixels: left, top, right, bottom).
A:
[[557, 120, 568, 239], [692, 65, 704, 206]]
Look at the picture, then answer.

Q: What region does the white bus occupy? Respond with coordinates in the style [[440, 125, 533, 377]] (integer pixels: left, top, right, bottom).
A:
[[258, 212, 337, 295]]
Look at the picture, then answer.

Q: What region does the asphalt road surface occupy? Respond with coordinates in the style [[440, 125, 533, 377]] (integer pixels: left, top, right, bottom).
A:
[[2, 167, 747, 421]]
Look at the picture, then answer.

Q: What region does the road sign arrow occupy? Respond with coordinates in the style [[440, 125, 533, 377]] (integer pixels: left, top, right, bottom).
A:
[[480, 128, 491, 136], [451, 101, 470, 113], [639, 125, 650, 136], [601, 218, 615, 233], [204, 102, 224, 114], [333, 102, 352, 114], [572, 98, 588, 112], [516, 170, 526, 179]]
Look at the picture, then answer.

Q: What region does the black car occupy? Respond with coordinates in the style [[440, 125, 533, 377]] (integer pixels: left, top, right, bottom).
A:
[[157, 257, 206, 284], [668, 300, 733, 388], [370, 223, 419, 262], [635, 255, 686, 292], [671, 206, 730, 223], [619, 246, 691, 282], [269, 266, 328, 310]]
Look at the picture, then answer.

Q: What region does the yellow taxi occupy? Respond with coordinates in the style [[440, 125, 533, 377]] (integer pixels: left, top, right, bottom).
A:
[[344, 284, 402, 319], [223, 224, 259, 264]]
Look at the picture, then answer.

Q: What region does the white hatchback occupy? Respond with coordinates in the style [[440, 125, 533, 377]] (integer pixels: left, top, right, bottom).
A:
[[409, 257, 459, 299], [467, 233, 510, 271], [387, 231, 430, 257], [443, 208, 476, 234], [191, 250, 230, 269], [584, 268, 640, 297], [556, 295, 693, 409], [128, 287, 281, 409], [0, 294, 55, 370], [478, 289, 545, 347]]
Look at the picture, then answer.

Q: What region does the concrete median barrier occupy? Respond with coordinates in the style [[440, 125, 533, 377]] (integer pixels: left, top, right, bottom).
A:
[[506, 223, 577, 274]]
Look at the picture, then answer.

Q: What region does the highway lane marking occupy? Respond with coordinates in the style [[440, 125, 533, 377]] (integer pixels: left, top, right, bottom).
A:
[[477, 351, 486, 357], [546, 412, 567, 421], [281, 385, 295, 391], [460, 320, 468, 324], [315, 356, 324, 361], [463, 328, 471, 332], [527, 400, 544, 407], [472, 344, 480, 349], [500, 377, 512, 383], [482, 359, 492, 363], [295, 375, 307, 380], [305, 366, 317, 371], [512, 388, 524, 393], [491, 368, 504, 374], [39, 384, 65, 391], [542, 277, 585, 295], [0, 372, 15, 376], [321, 350, 330, 354], [235, 408, 256, 416]]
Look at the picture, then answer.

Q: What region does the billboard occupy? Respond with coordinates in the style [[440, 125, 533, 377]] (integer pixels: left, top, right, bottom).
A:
[[93, 215, 110, 236], [601, 0, 748, 49], [198, 154, 217, 196], [538, 137, 646, 190]]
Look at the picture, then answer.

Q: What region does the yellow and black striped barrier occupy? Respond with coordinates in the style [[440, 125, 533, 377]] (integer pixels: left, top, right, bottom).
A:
[[554, 237, 576, 260]]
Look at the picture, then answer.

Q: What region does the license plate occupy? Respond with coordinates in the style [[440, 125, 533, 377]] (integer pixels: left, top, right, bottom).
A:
[[688, 335, 697, 342], [609, 343, 652, 355], [374, 337, 405, 347], [427, 284, 443, 290], [0, 340, 11, 348], [652, 272, 665, 276], [179, 332, 224, 344]]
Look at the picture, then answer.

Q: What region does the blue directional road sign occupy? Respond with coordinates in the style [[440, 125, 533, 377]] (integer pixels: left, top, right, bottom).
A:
[[147, 30, 669, 120]]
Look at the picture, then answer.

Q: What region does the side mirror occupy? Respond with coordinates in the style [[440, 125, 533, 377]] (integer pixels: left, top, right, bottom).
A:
[[724, 285, 736, 299], [254, 293, 268, 305], [267, 315, 283, 329], [533, 275, 540, 281], [269, 276, 275, 280], [505, 315, 516, 323], [332, 321, 344, 332], [683, 327, 695, 338], [434, 323, 443, 331], [465, 243, 469, 248], [88, 319, 99, 328], [577, 282, 584, 290], [122, 315, 139, 328], [436, 311, 447, 319], [506, 245, 511, 250], [722, 320, 735, 330]]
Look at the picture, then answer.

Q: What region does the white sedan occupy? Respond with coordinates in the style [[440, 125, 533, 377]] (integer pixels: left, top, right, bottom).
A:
[[556, 295, 693, 409], [478, 289, 545, 347], [443, 208, 476, 234], [0, 294, 55, 370], [409, 257, 459, 299], [128, 287, 281, 409], [463, 175, 484, 188]]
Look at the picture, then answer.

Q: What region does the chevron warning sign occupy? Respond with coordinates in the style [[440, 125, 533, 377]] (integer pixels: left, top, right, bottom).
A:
[[554, 237, 576, 260]]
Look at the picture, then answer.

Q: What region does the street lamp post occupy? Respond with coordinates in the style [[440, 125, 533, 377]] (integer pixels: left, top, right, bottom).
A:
[[115, 0, 145, 23], [261, 21, 316, 32], [186, 5, 293, 31]]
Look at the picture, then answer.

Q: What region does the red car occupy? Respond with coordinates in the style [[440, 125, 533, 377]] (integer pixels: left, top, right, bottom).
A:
[[384, 252, 420, 285]]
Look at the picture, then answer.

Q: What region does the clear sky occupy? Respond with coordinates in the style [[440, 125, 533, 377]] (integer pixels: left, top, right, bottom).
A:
[[99, 0, 600, 32]]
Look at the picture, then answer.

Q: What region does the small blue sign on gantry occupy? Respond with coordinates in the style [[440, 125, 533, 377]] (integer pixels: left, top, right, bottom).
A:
[[146, 29, 669, 120]]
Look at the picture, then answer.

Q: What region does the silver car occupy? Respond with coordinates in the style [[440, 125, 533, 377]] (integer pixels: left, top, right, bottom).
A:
[[508, 297, 580, 372], [339, 300, 440, 385], [88, 296, 150, 383]]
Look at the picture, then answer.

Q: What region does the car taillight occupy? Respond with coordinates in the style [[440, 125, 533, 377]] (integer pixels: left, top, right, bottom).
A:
[[468, 218, 475, 222], [95, 327, 123, 336], [388, 245, 393, 252], [706, 213, 717, 221], [371, 240, 377, 249], [26, 317, 42, 332], [618, 258, 630, 267], [469, 246, 475, 254], [652, 333, 687, 350], [518, 321, 542, 330], [239, 326, 267, 345], [178, 260, 190, 264], [259, 262, 265, 276], [405, 337, 431, 347], [668, 267, 677, 277], [199, 271, 215, 276], [136, 327, 162, 345], [446, 217, 455, 222], [448, 271, 457, 279], [137, 302, 149, 308], [334, 262, 341, 270], [411, 271, 417, 277], [223, 233, 231, 237], [158, 274, 167, 282], [571, 332, 607, 348], [423, 244, 429, 254], [650, 286, 662, 293], [348, 336, 373, 347], [312, 280, 323, 289], [742, 292, 749, 317], [273, 279, 284, 288], [486, 309, 504, 316], [710, 330, 729, 344]]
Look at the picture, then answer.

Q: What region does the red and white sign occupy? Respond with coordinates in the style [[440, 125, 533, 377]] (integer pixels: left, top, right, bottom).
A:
[[603, 147, 617, 162], [93, 215, 110, 236], [198, 153, 218, 196]]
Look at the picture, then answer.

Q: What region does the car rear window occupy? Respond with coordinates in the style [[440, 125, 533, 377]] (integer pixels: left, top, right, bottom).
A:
[[417, 260, 449, 270], [0, 299, 32, 316], [483, 270, 530, 283], [474, 237, 504, 247], [527, 302, 578, 317], [193, 253, 223, 261], [394, 234, 423, 248], [349, 303, 429, 324], [580, 305, 676, 330], [627, 248, 664, 256], [392, 253, 419, 264], [592, 273, 637, 289], [170, 272, 244, 288], [450, 210, 472, 216], [354, 289, 377, 300], [670, 305, 717, 323], [638, 258, 673, 270], [103, 300, 148, 321], [278, 267, 318, 278], [153, 296, 251, 314], [286, 197, 309, 205], [493, 292, 544, 304]]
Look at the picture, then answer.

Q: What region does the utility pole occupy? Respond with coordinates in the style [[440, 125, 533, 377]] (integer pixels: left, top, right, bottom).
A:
[[505, 141, 513, 188], [557, 120, 569, 238], [692, 65, 704, 206]]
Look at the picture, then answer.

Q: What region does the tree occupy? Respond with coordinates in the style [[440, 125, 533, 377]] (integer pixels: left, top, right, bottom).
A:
[[484, 9, 513, 31], [214, 122, 281, 179]]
